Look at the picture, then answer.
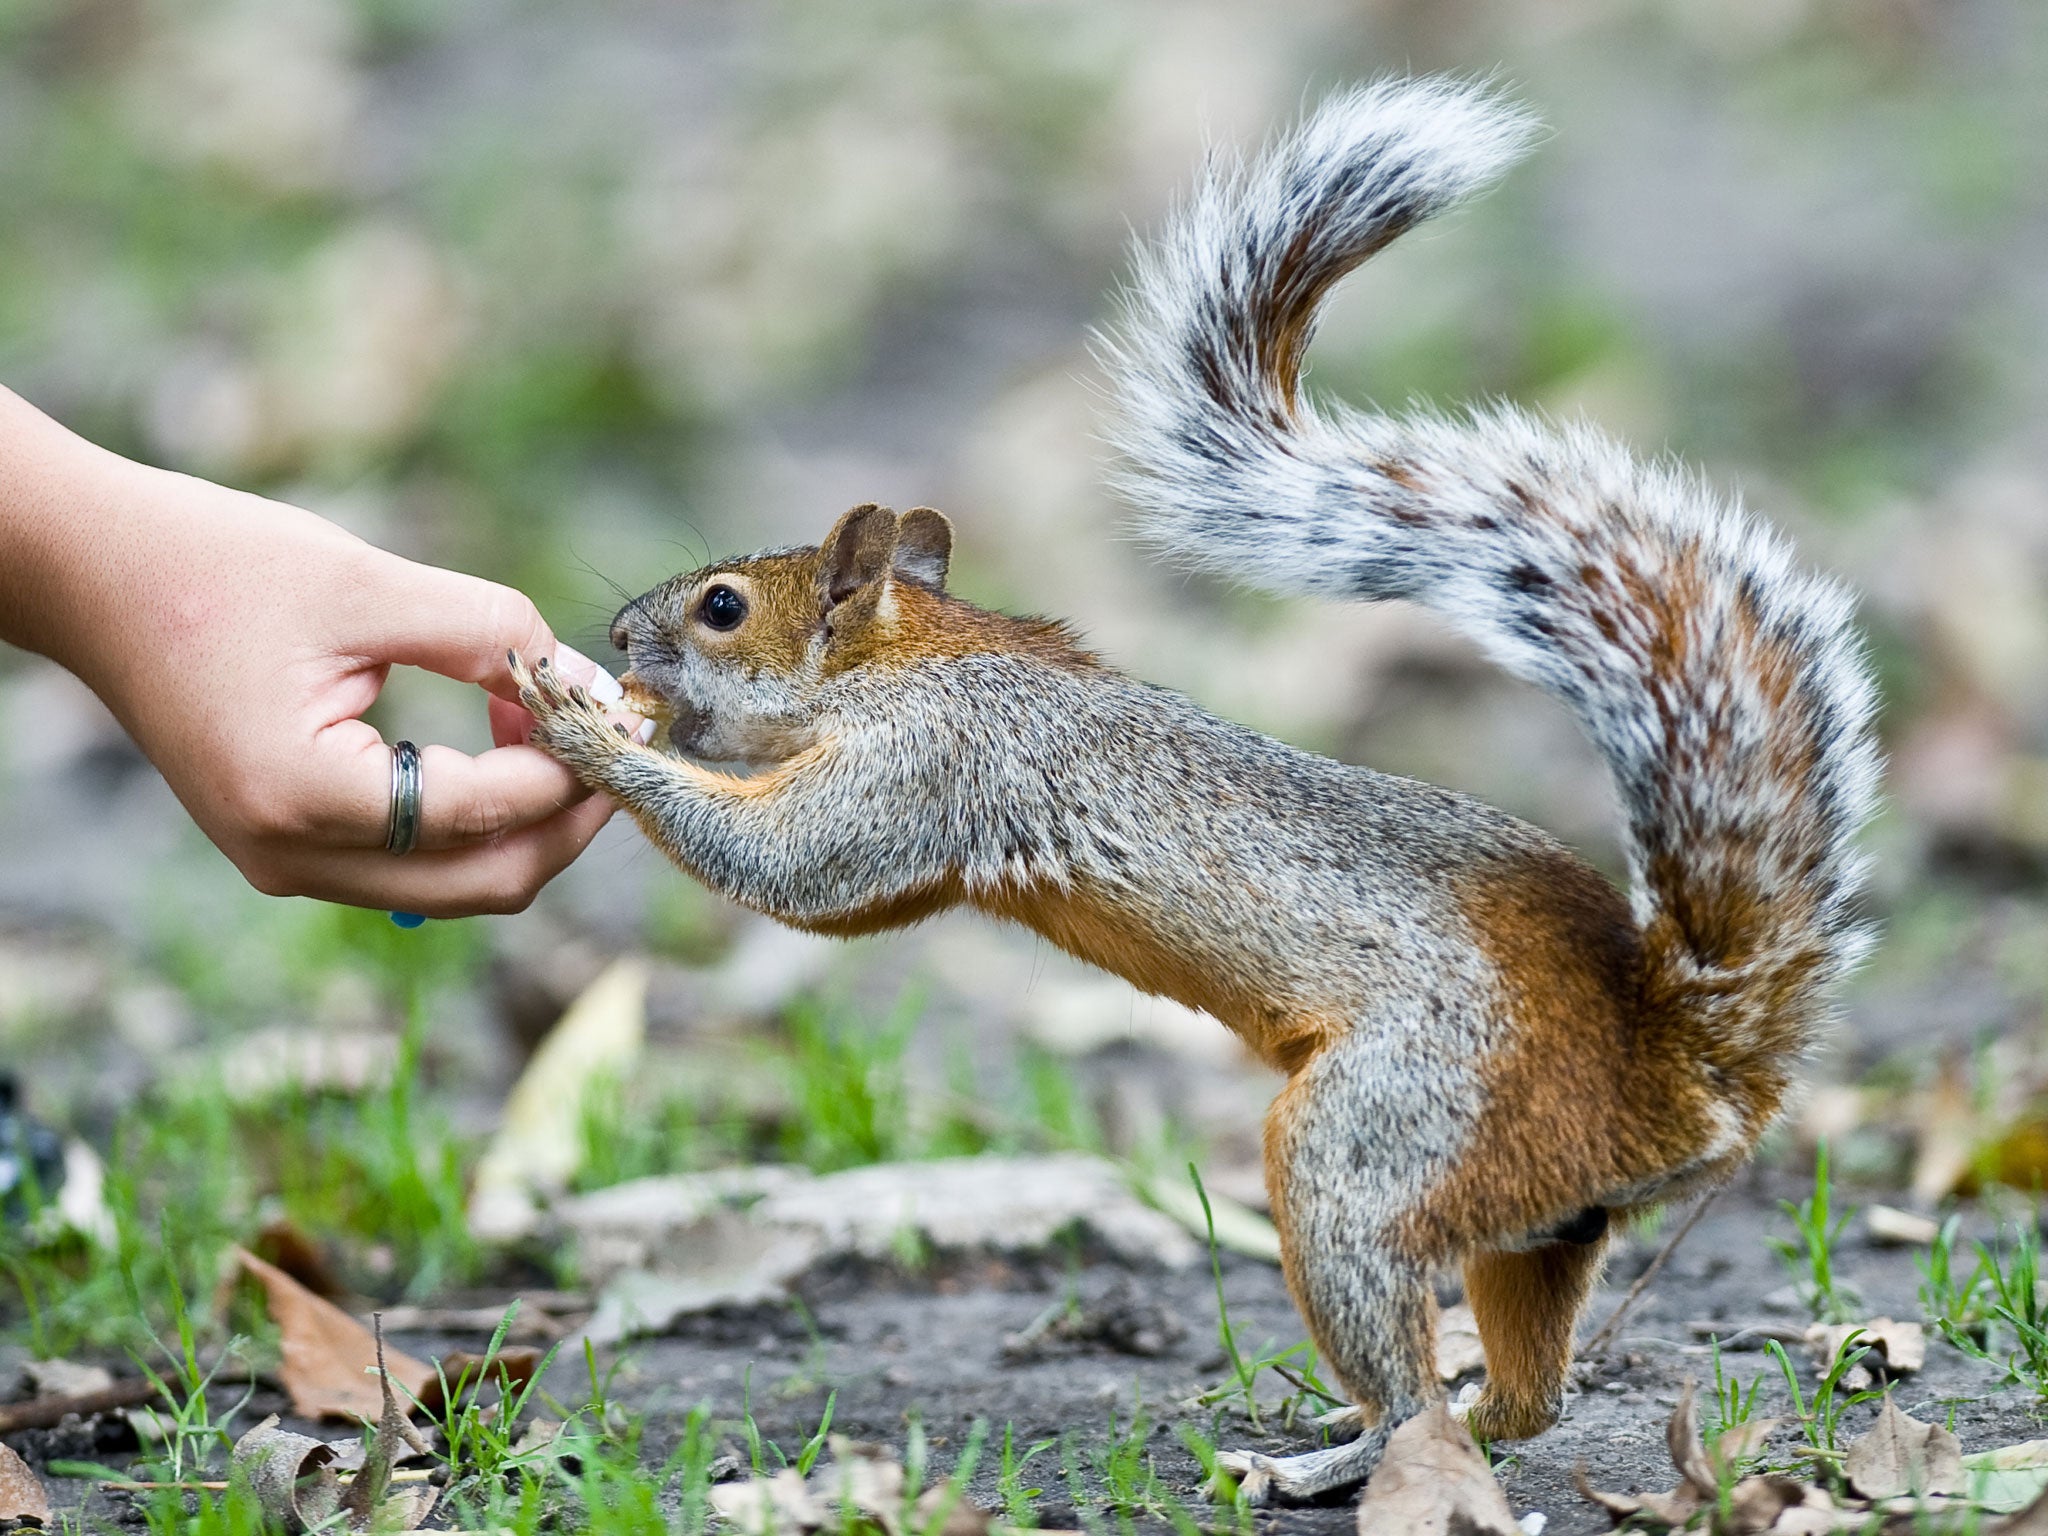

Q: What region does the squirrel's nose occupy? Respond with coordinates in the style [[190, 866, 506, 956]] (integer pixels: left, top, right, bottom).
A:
[[608, 616, 631, 653]]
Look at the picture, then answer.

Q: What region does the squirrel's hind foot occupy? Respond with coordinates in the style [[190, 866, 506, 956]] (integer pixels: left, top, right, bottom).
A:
[[1213, 1426, 1388, 1505]]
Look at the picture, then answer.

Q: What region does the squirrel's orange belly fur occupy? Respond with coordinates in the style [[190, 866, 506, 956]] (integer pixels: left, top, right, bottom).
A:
[[994, 833, 1754, 1232]]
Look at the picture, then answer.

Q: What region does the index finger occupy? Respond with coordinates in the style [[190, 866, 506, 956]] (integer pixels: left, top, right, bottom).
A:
[[348, 557, 554, 703]]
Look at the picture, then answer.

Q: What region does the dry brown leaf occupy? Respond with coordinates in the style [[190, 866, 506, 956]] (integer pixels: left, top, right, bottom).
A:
[[22, 1358, 114, 1398], [1572, 1463, 1703, 1529], [234, 1319, 438, 1535], [1666, 1378, 1716, 1492], [250, 1216, 350, 1300], [1844, 1396, 1965, 1500], [414, 1344, 544, 1417], [1435, 1303, 1486, 1382], [337, 1323, 434, 1529], [1725, 1478, 1836, 1533], [1577, 1383, 1811, 1533], [0, 1440, 51, 1527], [1353, 1401, 1518, 1535], [235, 1248, 432, 1420], [1806, 1319, 1925, 1379], [1575, 1381, 1713, 1527], [1714, 1416, 1783, 1469], [710, 1467, 832, 1536], [468, 957, 649, 1241], [1996, 1485, 2048, 1534], [233, 1415, 345, 1533], [1912, 1055, 1979, 1204], [1865, 1205, 1940, 1247], [708, 1438, 992, 1536]]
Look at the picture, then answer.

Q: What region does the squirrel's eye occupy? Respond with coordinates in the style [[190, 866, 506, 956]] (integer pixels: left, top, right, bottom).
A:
[[699, 584, 747, 632]]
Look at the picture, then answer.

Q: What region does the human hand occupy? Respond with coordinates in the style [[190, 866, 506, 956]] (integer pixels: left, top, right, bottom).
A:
[[0, 390, 630, 915]]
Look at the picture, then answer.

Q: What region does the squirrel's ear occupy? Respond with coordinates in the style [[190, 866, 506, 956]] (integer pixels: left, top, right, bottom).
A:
[[818, 503, 900, 608], [894, 507, 953, 590]]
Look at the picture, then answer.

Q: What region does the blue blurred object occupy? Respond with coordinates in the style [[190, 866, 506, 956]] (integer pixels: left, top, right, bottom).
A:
[[0, 1073, 66, 1224], [390, 911, 428, 929]]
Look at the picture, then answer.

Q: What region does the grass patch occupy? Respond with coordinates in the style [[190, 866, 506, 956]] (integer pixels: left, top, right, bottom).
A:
[[1770, 1140, 1860, 1324]]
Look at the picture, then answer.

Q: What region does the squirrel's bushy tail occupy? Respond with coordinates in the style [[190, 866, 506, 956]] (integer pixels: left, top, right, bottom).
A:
[[1104, 78, 1880, 1077]]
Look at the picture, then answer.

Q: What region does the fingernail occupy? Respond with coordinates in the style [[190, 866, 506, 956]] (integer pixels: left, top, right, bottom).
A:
[[635, 719, 658, 743], [555, 643, 626, 703], [390, 912, 427, 929]]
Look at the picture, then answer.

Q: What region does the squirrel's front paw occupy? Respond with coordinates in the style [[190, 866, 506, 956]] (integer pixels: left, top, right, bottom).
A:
[[510, 651, 637, 777]]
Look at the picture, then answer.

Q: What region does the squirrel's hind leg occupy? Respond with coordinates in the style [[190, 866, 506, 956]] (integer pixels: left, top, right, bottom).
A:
[[1458, 1237, 1608, 1442], [1215, 1048, 1455, 1503]]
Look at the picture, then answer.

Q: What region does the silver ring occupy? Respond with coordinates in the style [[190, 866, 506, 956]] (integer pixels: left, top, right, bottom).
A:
[[385, 740, 423, 855]]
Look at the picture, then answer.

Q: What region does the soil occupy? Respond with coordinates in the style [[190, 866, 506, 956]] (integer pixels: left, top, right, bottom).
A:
[[20, 1163, 2030, 1535], [592, 1169, 2043, 1534]]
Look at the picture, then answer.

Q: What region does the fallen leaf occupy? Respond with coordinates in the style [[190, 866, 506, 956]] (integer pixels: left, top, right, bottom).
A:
[[710, 1467, 833, 1536], [0, 1440, 51, 1526], [1844, 1396, 1965, 1499], [1712, 1416, 1783, 1469], [1911, 1055, 1979, 1205], [22, 1358, 113, 1398], [1996, 1485, 2048, 1534], [1864, 1205, 1940, 1247], [1806, 1319, 1924, 1379], [232, 1327, 435, 1534], [1435, 1304, 1487, 1382], [580, 1224, 819, 1347], [250, 1216, 350, 1300], [233, 1416, 345, 1533], [1354, 1401, 1519, 1534], [235, 1248, 432, 1420], [219, 1025, 398, 1106], [1740, 1484, 1844, 1533], [1676, 1379, 1728, 1487], [763, 1155, 1199, 1268], [414, 1344, 544, 1417], [1967, 1440, 2048, 1514], [1977, 1117, 2048, 1197], [708, 1438, 992, 1536], [1133, 1167, 1278, 1262], [1576, 1383, 1811, 1533], [468, 957, 649, 1241], [337, 1323, 434, 1530]]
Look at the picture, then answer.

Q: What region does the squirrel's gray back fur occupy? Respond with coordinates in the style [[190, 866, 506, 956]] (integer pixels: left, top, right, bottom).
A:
[[1103, 77, 1881, 1076]]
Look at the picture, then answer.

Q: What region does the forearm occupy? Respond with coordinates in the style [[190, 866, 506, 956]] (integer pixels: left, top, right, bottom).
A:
[[518, 661, 946, 921], [0, 386, 133, 669], [619, 751, 935, 921], [0, 387, 379, 722]]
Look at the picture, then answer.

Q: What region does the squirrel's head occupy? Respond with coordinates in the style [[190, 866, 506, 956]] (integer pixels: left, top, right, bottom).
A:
[[608, 502, 957, 764]]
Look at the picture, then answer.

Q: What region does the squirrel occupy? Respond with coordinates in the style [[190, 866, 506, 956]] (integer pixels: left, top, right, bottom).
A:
[[512, 76, 1880, 1501]]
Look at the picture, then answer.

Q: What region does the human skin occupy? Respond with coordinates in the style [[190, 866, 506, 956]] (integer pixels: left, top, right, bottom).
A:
[[0, 385, 625, 916]]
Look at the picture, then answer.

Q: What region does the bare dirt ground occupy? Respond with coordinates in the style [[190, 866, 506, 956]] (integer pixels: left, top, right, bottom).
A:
[[564, 1173, 2039, 1533], [13, 1164, 2028, 1534]]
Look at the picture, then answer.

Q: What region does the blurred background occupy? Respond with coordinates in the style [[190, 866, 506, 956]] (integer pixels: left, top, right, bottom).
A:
[[3, 0, 2048, 1315]]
